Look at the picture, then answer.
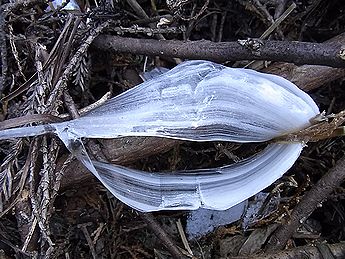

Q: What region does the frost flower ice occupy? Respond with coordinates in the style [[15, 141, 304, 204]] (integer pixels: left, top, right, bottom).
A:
[[0, 60, 320, 211]]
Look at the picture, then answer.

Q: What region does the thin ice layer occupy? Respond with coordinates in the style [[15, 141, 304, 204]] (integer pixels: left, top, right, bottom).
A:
[[52, 60, 319, 142], [0, 60, 319, 143], [73, 142, 302, 211]]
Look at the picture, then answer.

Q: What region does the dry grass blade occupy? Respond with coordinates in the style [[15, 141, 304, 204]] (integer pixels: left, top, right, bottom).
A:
[[259, 2, 296, 40], [176, 219, 193, 256], [45, 20, 112, 111], [0, 114, 63, 130]]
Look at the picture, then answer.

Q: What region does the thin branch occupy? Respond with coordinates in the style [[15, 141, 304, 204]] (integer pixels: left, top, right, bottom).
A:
[[265, 154, 345, 251], [0, 114, 63, 130], [259, 2, 296, 40], [141, 213, 185, 259], [126, 0, 165, 41], [45, 20, 112, 112], [92, 35, 345, 67], [78, 223, 97, 259]]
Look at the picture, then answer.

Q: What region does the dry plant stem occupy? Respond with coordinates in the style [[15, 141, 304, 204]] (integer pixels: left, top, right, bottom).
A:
[[266, 154, 345, 251], [28, 138, 54, 249], [227, 242, 345, 259], [176, 219, 193, 255], [8, 24, 26, 80], [92, 35, 345, 67], [45, 20, 111, 112], [53, 17, 82, 86], [126, 0, 165, 40], [0, 114, 63, 130], [63, 91, 80, 119], [141, 213, 185, 259], [15, 139, 40, 252], [78, 223, 97, 259], [259, 2, 296, 40], [0, 5, 8, 94], [38, 137, 60, 247]]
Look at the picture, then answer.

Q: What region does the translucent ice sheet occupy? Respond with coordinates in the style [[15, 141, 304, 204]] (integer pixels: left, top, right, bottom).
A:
[[75, 142, 303, 211], [0, 61, 319, 142], [0, 60, 320, 211]]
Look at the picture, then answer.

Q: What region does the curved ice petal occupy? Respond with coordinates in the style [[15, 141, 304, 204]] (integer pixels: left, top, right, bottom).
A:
[[75, 143, 303, 212], [53, 60, 319, 142]]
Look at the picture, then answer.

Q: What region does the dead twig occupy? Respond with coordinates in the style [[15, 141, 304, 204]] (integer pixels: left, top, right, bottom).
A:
[[126, 0, 165, 41], [0, 114, 63, 130], [265, 154, 345, 251], [78, 223, 97, 259], [259, 2, 296, 40], [45, 20, 112, 112], [63, 91, 80, 119], [263, 32, 345, 91], [141, 213, 185, 259], [176, 219, 193, 256], [0, 4, 8, 95], [92, 35, 345, 67]]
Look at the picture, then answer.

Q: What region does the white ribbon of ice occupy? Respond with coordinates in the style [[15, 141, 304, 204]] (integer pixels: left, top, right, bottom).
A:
[[0, 60, 319, 212]]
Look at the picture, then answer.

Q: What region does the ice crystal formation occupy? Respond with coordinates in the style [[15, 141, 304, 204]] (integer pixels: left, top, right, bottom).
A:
[[0, 61, 319, 211]]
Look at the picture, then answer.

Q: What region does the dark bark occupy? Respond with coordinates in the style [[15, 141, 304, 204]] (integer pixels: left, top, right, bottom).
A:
[[92, 35, 345, 67]]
